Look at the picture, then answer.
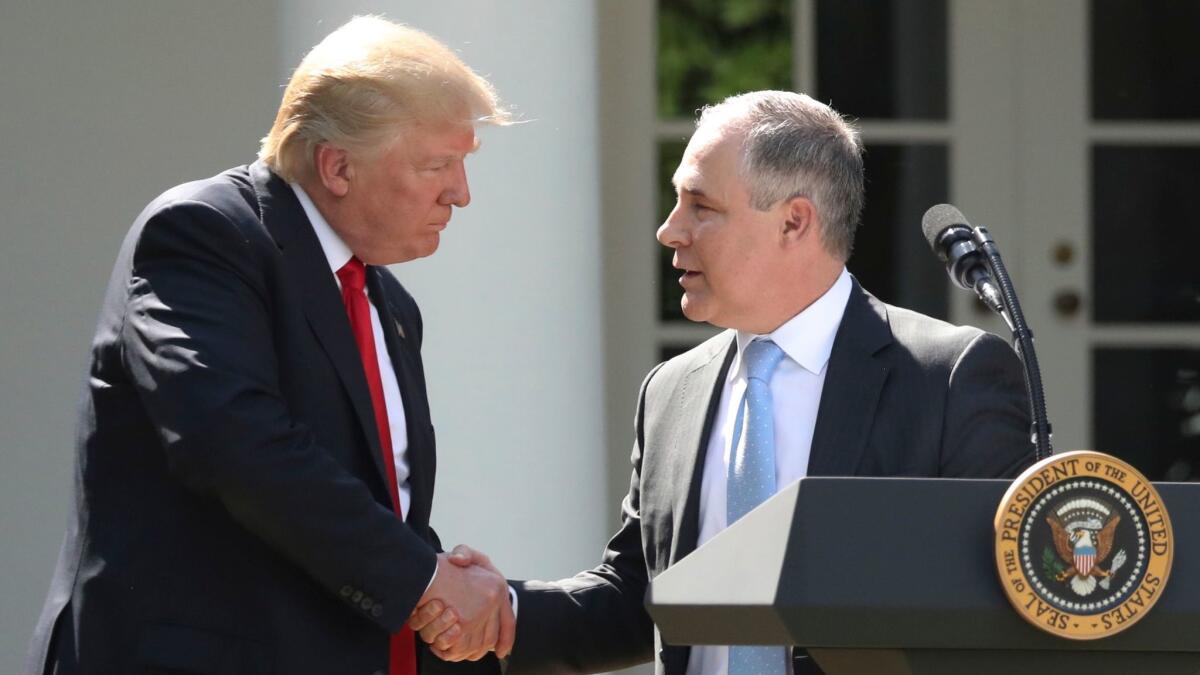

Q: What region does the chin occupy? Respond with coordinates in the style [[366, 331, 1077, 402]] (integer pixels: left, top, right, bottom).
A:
[[390, 240, 439, 263], [679, 297, 710, 324], [683, 299, 736, 330], [416, 234, 441, 258]]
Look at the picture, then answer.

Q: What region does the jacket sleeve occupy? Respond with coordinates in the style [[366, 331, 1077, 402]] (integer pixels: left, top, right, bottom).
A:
[[120, 199, 436, 632], [505, 365, 663, 674], [940, 332, 1036, 478]]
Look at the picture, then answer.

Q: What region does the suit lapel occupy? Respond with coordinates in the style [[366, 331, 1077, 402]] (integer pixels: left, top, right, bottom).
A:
[[651, 336, 733, 675], [668, 337, 736, 566], [806, 279, 892, 476], [250, 162, 393, 494], [367, 269, 433, 532]]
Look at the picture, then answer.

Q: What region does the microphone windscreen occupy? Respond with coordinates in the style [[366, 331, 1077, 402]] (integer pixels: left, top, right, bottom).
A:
[[921, 203, 970, 249]]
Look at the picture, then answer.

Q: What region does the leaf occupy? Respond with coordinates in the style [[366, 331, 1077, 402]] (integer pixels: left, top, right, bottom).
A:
[[656, 0, 792, 117], [1042, 546, 1065, 579], [720, 0, 784, 30]]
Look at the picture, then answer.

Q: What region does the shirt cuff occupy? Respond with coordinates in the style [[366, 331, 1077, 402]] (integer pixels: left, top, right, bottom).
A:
[[424, 561, 438, 595]]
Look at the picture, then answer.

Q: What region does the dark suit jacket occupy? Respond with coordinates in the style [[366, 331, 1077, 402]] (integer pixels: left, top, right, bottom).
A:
[[26, 162, 495, 675], [508, 281, 1034, 675]]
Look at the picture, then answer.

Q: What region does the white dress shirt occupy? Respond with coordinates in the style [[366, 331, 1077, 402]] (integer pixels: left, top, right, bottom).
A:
[[685, 268, 852, 675], [290, 184, 413, 518]]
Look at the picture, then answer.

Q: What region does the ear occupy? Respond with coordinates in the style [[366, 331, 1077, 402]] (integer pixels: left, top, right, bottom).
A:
[[781, 197, 818, 245], [313, 143, 353, 198]]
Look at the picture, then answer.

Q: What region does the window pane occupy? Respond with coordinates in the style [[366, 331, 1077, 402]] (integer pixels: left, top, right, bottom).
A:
[[1091, 0, 1200, 120], [849, 143, 949, 320], [1094, 348, 1200, 480], [816, 0, 947, 120], [1092, 146, 1200, 323], [657, 0, 792, 119], [658, 139, 689, 322]]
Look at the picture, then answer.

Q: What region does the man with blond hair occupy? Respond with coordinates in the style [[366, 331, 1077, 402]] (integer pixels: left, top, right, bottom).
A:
[[27, 16, 509, 675], [420, 91, 1032, 674]]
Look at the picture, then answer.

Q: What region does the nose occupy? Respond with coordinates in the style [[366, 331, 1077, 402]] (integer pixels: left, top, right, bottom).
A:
[[656, 200, 689, 248], [441, 161, 470, 208]]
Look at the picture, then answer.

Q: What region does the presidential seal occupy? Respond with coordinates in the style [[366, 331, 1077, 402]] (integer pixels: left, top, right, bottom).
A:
[[994, 451, 1173, 639]]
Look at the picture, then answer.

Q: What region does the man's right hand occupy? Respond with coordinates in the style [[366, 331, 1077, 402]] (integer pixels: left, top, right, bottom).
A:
[[408, 546, 514, 661]]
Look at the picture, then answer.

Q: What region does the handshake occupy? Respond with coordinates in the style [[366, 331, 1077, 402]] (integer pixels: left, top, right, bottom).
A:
[[408, 545, 515, 662]]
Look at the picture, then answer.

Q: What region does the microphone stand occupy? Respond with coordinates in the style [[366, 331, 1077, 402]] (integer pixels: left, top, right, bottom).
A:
[[972, 226, 1053, 461]]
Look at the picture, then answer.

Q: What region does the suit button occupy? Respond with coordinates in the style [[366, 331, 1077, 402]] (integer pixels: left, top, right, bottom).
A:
[[352, 590, 364, 603], [361, 597, 374, 610], [372, 605, 384, 618], [340, 585, 353, 598]]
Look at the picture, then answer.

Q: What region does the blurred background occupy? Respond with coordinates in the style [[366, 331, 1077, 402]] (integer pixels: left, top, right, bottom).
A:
[[2, 1, 1198, 673]]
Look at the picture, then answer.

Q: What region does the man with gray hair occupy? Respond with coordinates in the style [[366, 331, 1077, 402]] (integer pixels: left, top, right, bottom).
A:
[[27, 16, 511, 675], [418, 91, 1033, 674]]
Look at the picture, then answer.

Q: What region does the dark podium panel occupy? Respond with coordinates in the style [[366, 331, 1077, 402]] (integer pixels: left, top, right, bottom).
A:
[[646, 477, 1200, 675]]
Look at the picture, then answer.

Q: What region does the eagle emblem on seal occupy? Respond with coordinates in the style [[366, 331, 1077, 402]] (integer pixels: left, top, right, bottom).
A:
[[1045, 497, 1128, 596]]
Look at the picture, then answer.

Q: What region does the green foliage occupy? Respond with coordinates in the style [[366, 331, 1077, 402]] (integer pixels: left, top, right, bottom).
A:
[[721, 0, 779, 29], [657, 0, 792, 119]]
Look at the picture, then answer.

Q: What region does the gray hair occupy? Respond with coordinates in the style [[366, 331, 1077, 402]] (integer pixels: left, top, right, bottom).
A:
[[697, 91, 864, 260]]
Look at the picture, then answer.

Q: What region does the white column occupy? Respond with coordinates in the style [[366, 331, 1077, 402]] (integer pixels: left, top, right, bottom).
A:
[[280, 1, 607, 580]]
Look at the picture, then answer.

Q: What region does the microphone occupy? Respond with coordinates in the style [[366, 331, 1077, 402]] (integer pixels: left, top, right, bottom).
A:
[[920, 202, 1053, 460], [921, 204, 1005, 317]]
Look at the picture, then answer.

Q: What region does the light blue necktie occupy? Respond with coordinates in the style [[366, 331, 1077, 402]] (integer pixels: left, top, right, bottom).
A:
[[727, 338, 788, 675]]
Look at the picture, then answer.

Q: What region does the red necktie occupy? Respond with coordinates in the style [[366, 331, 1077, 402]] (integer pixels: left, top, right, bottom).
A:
[[336, 257, 418, 675]]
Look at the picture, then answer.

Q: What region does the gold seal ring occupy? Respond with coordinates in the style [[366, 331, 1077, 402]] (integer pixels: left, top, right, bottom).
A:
[[994, 450, 1173, 639]]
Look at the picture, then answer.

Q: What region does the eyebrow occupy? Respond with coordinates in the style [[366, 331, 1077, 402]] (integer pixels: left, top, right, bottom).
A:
[[671, 171, 696, 191], [429, 143, 480, 164], [434, 137, 482, 162]]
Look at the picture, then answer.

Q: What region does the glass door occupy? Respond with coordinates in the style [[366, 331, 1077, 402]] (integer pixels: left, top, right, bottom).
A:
[[1010, 0, 1200, 478]]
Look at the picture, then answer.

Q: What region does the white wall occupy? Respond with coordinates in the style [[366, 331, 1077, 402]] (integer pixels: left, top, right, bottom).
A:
[[1, 1, 606, 671]]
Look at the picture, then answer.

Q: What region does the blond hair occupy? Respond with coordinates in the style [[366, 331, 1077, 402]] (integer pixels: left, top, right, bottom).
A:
[[259, 16, 508, 182]]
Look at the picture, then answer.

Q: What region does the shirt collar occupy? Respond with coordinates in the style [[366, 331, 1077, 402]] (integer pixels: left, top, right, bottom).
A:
[[290, 182, 354, 276], [731, 267, 853, 378]]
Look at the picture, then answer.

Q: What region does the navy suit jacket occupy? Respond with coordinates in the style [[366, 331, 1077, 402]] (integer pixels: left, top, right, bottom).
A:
[[26, 162, 495, 675]]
